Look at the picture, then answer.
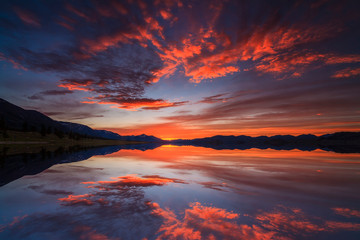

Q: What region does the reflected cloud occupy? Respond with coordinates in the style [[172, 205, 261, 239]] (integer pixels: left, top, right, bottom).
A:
[[151, 203, 360, 240], [2, 171, 360, 239], [1, 147, 360, 239], [104, 146, 360, 203], [196, 181, 228, 192], [58, 194, 94, 206], [255, 206, 360, 237], [82, 174, 187, 189], [332, 208, 360, 218], [73, 225, 117, 240], [0, 215, 28, 233]]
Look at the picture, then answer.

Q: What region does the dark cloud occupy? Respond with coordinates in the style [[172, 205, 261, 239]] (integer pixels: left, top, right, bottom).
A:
[[28, 89, 73, 100], [13, 7, 41, 27], [22, 99, 107, 120], [197, 93, 232, 104], [82, 95, 189, 111]]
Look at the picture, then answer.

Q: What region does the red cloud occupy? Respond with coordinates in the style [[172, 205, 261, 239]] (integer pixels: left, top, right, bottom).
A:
[[325, 55, 360, 64], [66, 4, 91, 22], [118, 99, 187, 110], [14, 7, 41, 27], [151, 202, 249, 240], [56, 21, 74, 31], [111, 1, 128, 15], [60, 1, 344, 86], [80, 15, 165, 55], [255, 51, 360, 78], [58, 79, 95, 91], [82, 174, 186, 189], [151, 202, 360, 240], [255, 51, 325, 77], [0, 52, 27, 71], [58, 194, 94, 206], [160, 9, 173, 20], [332, 208, 360, 218], [332, 67, 360, 78], [73, 225, 112, 240], [256, 206, 360, 235], [155, 204, 360, 240], [153, 22, 338, 83], [186, 65, 239, 83]]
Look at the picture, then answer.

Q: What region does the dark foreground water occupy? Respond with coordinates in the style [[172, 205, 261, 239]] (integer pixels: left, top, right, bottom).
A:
[[0, 145, 359, 240]]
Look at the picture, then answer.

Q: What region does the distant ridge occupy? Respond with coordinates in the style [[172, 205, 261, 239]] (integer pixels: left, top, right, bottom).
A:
[[0, 98, 162, 142], [169, 132, 360, 153]]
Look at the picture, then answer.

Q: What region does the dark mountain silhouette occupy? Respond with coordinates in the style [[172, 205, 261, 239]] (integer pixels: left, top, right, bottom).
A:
[[0, 98, 65, 132], [0, 98, 162, 142], [170, 132, 360, 153], [59, 121, 124, 140]]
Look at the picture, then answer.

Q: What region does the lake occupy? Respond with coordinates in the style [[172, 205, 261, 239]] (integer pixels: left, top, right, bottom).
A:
[[0, 145, 359, 239]]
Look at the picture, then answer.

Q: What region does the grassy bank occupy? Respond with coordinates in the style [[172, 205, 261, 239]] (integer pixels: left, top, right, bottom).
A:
[[0, 130, 143, 156]]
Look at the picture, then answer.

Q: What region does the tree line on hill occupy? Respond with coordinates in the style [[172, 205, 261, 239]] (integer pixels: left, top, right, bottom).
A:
[[0, 115, 94, 140]]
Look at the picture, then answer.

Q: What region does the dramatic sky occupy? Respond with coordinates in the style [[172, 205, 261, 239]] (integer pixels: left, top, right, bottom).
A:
[[0, 0, 359, 139]]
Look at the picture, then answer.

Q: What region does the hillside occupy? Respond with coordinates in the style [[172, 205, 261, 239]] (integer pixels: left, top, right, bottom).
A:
[[0, 98, 162, 142]]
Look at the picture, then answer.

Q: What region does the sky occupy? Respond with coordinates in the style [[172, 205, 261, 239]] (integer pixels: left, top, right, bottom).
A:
[[0, 0, 359, 139]]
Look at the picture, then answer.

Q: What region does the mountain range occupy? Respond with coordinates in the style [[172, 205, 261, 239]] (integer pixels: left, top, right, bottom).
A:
[[170, 132, 360, 152]]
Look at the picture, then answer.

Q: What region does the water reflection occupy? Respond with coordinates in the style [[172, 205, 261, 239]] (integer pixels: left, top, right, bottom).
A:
[[0, 143, 161, 187], [0, 145, 359, 239]]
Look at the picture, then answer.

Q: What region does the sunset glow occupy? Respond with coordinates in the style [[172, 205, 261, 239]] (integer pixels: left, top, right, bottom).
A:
[[0, 0, 359, 138]]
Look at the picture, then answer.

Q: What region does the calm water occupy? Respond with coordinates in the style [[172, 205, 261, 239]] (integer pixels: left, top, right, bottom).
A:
[[0, 145, 359, 240]]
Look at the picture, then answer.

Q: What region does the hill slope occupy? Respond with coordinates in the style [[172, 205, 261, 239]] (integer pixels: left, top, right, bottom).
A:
[[0, 98, 161, 142]]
